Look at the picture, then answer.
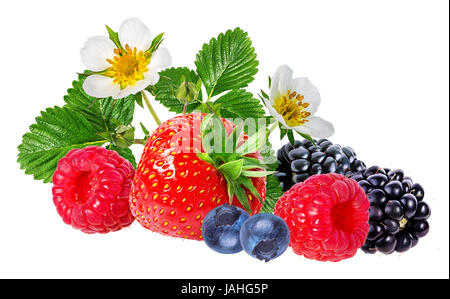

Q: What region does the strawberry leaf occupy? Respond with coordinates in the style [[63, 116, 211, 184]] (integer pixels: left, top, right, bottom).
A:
[[106, 144, 137, 169], [17, 106, 107, 183], [195, 28, 258, 99], [213, 89, 265, 119], [260, 175, 284, 214], [64, 73, 136, 134]]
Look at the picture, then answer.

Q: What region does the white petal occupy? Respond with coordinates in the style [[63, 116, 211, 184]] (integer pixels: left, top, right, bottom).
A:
[[118, 18, 152, 52], [269, 65, 293, 102], [293, 116, 335, 138], [149, 47, 172, 70], [264, 98, 290, 129], [80, 36, 116, 72], [290, 77, 321, 114], [82, 75, 120, 98]]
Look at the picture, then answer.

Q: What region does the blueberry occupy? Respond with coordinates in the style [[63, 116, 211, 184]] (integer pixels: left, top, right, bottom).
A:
[[240, 214, 290, 262], [202, 204, 250, 254]]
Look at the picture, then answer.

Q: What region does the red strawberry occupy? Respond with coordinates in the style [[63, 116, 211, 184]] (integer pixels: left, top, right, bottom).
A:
[[129, 113, 268, 240]]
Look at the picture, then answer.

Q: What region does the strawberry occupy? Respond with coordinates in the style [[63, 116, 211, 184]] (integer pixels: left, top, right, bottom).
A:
[[129, 113, 270, 240]]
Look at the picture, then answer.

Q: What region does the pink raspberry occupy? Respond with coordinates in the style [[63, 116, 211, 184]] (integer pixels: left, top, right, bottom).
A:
[[274, 174, 370, 262], [52, 146, 135, 233]]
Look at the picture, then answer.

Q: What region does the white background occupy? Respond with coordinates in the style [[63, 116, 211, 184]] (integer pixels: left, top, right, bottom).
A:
[[1, 0, 448, 279]]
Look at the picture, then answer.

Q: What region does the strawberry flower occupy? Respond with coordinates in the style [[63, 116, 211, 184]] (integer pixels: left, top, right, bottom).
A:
[[262, 65, 335, 139], [80, 18, 171, 99]]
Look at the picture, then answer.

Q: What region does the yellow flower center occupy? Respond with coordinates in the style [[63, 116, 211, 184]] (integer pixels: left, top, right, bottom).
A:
[[273, 90, 311, 127], [105, 44, 150, 89]]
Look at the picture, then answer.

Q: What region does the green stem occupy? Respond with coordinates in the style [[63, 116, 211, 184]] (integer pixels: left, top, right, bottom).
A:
[[267, 122, 278, 137], [133, 139, 146, 145], [141, 90, 161, 126]]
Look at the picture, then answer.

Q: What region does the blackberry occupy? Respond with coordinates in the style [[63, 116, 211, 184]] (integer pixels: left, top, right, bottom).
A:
[[275, 139, 366, 191], [352, 166, 431, 254]]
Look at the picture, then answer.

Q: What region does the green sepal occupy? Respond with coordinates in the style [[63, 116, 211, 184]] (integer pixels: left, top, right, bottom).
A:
[[236, 176, 263, 205], [218, 159, 243, 181], [233, 181, 252, 213], [241, 170, 275, 177], [147, 32, 164, 54], [296, 131, 316, 145], [287, 130, 295, 146], [105, 25, 122, 50]]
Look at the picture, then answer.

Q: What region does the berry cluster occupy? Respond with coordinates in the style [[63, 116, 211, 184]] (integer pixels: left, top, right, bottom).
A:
[[275, 139, 366, 191], [351, 166, 431, 254], [202, 204, 290, 262]]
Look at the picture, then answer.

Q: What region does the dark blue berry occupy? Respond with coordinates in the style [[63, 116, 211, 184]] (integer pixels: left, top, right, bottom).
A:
[[202, 204, 250, 254], [240, 214, 290, 262], [375, 234, 397, 254], [399, 194, 418, 218], [384, 181, 403, 199], [384, 200, 404, 221]]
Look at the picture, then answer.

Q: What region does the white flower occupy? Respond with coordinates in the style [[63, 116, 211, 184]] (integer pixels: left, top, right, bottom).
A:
[[263, 65, 335, 138], [80, 18, 171, 99]]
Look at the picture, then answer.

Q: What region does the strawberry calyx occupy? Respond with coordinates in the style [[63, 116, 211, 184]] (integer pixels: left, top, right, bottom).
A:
[[197, 114, 274, 212]]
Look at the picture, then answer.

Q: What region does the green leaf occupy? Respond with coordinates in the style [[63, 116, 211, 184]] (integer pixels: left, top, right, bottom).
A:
[[195, 28, 258, 98], [63, 74, 136, 134], [107, 144, 137, 169], [135, 92, 144, 108], [260, 175, 284, 214], [106, 25, 121, 49], [218, 159, 243, 181], [17, 106, 107, 183], [153, 67, 203, 113], [213, 89, 265, 119]]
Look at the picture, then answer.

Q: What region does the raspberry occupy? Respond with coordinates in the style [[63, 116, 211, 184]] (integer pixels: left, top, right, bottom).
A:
[[52, 146, 135, 233], [274, 174, 370, 262]]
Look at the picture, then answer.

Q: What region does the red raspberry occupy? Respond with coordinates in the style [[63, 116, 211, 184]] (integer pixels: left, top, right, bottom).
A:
[[52, 146, 135, 233], [274, 174, 369, 262]]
